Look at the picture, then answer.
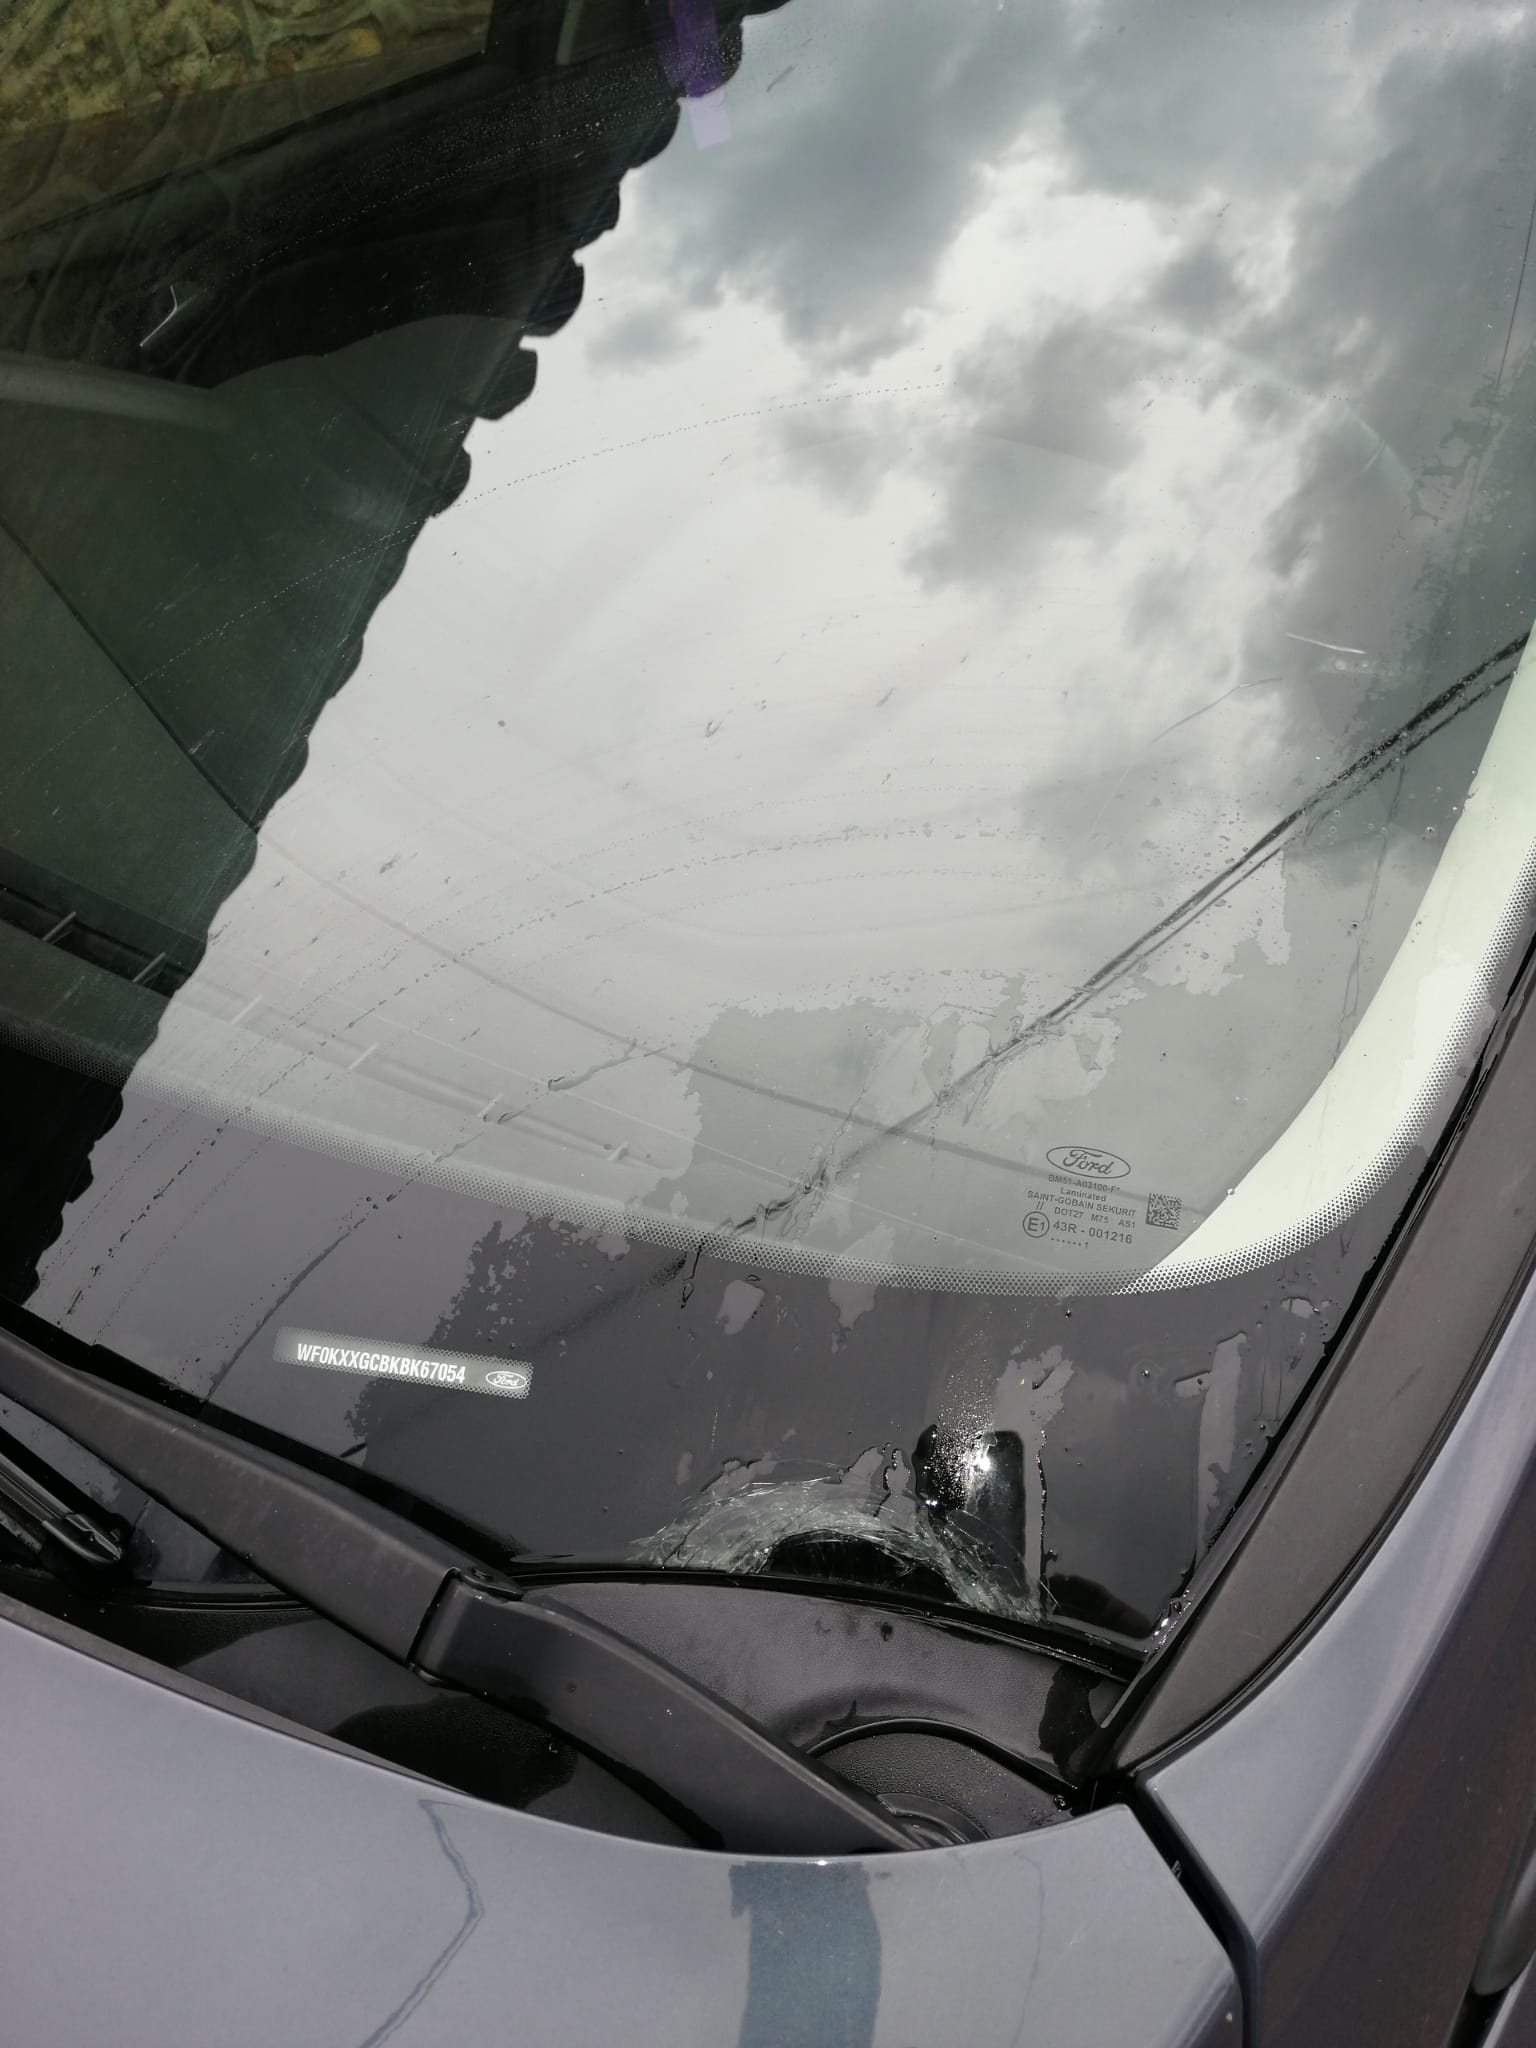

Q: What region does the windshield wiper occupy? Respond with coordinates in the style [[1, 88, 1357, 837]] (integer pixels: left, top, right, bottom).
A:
[[0, 1324, 913, 1855], [0, 1431, 124, 1572]]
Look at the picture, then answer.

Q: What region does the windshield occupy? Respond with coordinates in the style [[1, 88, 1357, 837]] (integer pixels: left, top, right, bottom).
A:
[[3, 0, 1535, 1642]]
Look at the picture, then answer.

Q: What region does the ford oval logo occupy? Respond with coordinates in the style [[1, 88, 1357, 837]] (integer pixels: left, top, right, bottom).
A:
[[1047, 1145, 1131, 1180], [485, 1368, 531, 1394]]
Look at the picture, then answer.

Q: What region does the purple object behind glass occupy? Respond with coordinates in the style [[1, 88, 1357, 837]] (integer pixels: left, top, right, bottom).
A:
[[649, 0, 732, 146]]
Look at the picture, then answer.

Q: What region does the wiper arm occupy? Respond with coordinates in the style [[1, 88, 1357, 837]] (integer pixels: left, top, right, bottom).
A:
[[0, 1326, 912, 1855]]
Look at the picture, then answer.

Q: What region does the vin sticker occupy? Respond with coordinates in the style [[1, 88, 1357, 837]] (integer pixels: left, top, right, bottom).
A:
[[275, 1327, 532, 1399]]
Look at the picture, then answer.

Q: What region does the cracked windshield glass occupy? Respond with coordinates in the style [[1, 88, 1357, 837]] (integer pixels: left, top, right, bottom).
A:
[[3, 0, 1536, 1644]]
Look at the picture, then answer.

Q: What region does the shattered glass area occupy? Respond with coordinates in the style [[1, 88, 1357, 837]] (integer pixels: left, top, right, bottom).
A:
[[633, 1447, 1037, 1624]]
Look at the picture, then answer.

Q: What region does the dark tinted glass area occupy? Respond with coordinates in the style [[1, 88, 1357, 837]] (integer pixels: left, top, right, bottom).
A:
[[3, 0, 1535, 1645]]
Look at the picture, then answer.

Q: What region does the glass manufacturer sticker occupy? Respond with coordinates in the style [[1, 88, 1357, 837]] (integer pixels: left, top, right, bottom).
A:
[[1021, 1147, 1185, 1261]]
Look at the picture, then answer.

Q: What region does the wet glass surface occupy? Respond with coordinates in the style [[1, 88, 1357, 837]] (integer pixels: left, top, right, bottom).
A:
[[3, 0, 1535, 1640]]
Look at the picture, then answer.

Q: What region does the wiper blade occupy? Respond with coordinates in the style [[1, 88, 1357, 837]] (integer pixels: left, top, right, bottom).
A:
[[0, 1326, 912, 1855], [0, 1433, 124, 1572]]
